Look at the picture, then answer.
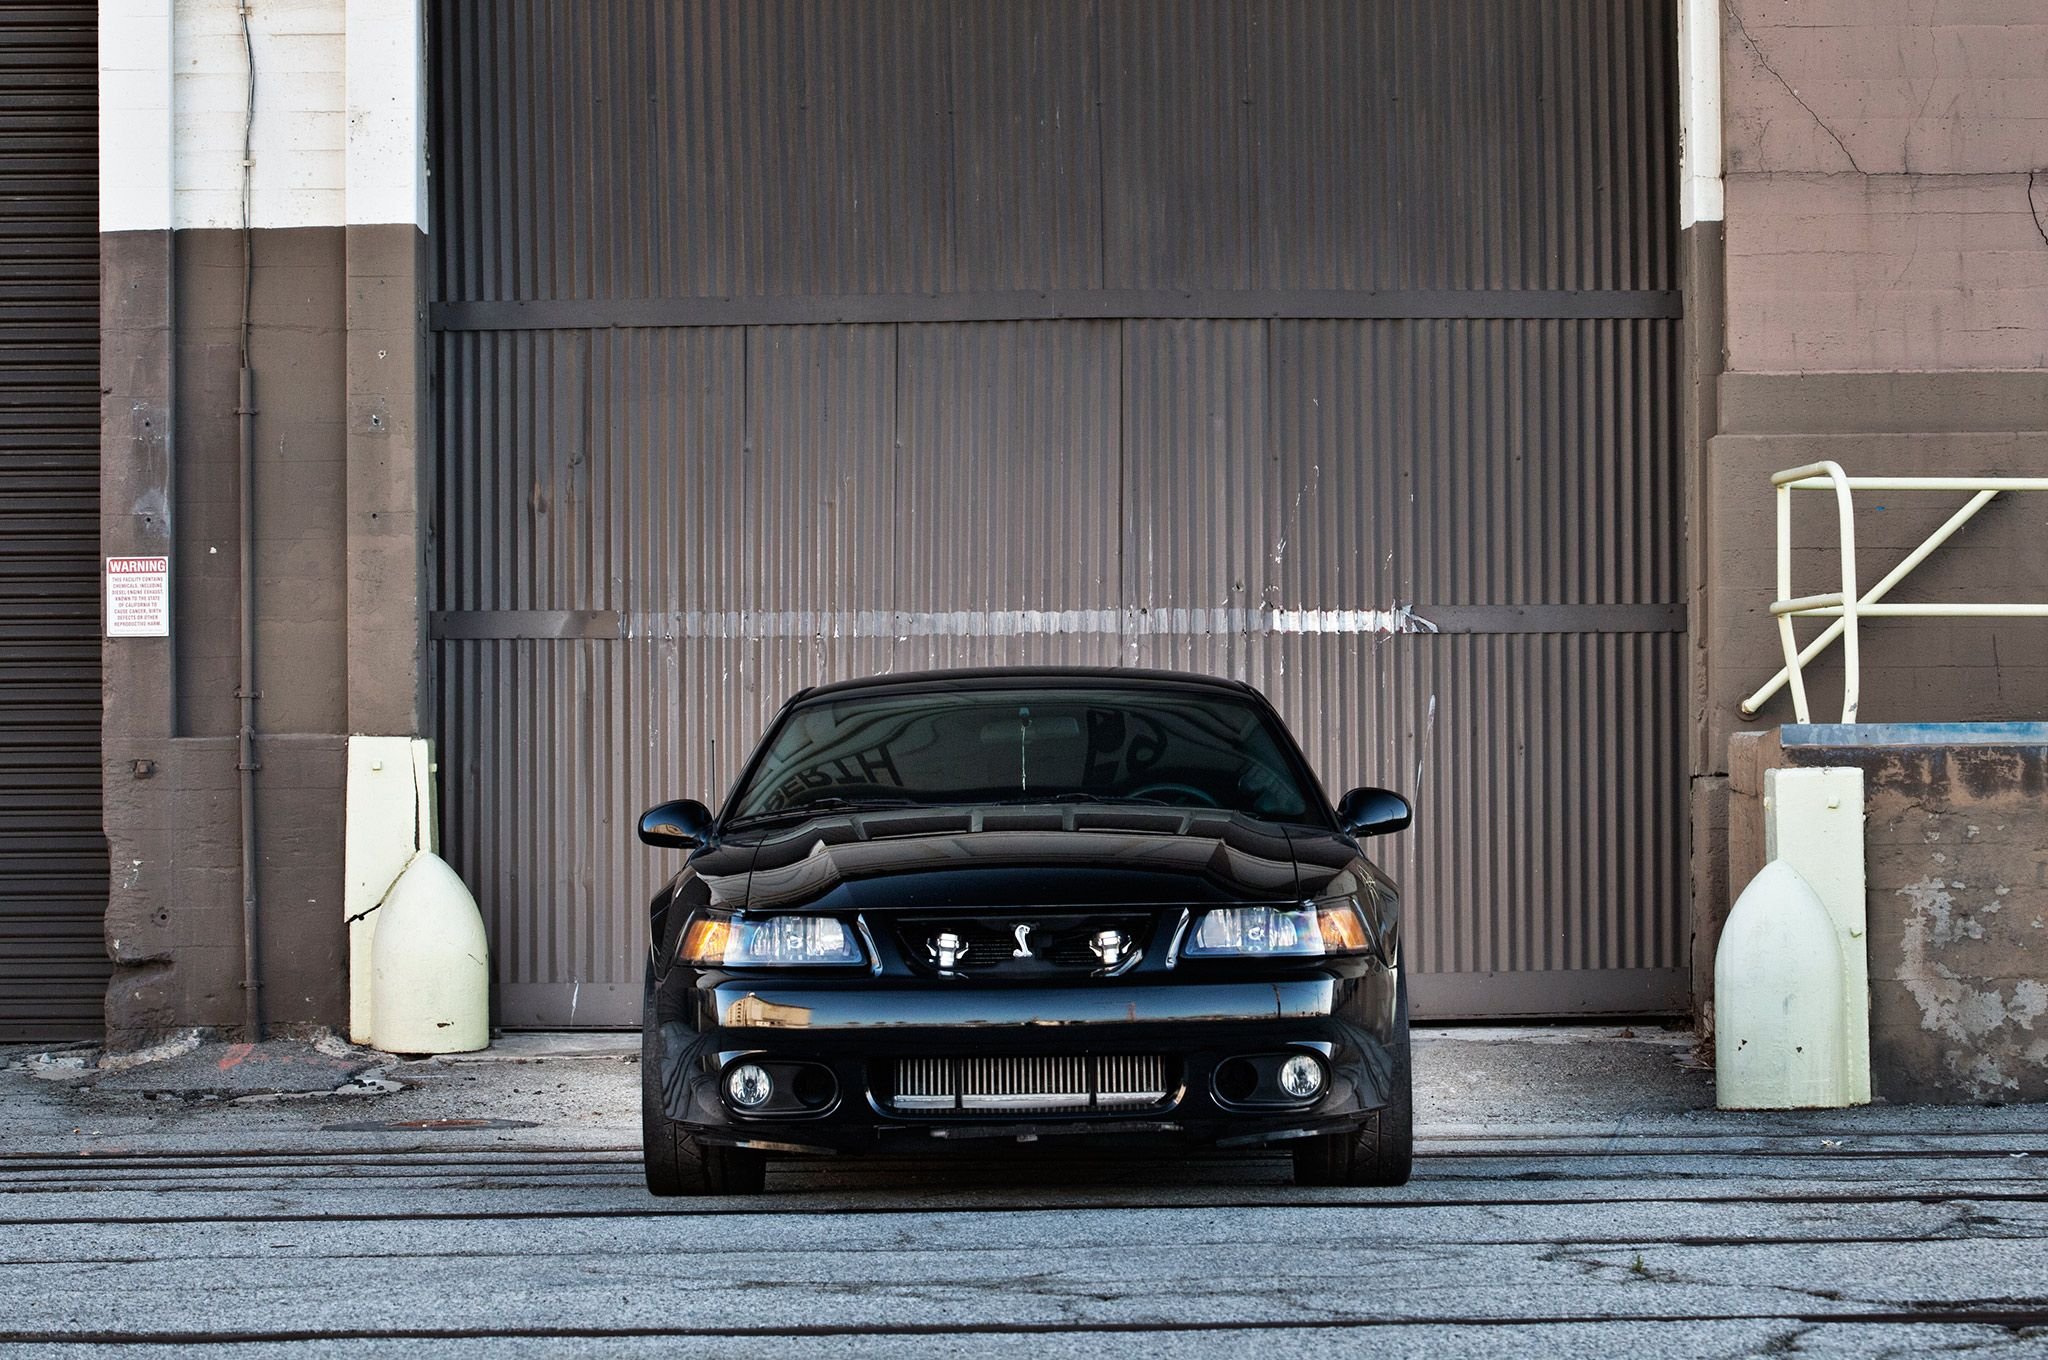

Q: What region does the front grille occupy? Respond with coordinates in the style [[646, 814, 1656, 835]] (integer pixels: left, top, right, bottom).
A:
[[888, 1055, 1170, 1114], [895, 913, 1154, 977]]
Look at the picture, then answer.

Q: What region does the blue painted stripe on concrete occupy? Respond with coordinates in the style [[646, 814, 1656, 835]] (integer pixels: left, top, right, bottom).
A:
[[1781, 722, 2048, 747]]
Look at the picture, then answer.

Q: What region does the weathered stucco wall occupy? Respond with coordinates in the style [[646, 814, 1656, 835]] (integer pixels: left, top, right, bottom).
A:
[[1725, 731, 2048, 1104]]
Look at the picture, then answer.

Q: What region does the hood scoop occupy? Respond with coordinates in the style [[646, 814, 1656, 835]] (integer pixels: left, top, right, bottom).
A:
[[856, 810, 976, 840], [1071, 808, 1195, 835], [832, 804, 1206, 839]]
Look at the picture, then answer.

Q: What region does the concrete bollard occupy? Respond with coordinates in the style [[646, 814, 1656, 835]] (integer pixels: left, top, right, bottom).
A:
[[1715, 861, 1847, 1107], [1716, 766, 1870, 1109], [369, 851, 490, 1054]]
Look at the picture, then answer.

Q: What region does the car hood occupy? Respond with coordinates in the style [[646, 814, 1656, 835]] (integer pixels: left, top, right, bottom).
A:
[[702, 806, 1378, 915]]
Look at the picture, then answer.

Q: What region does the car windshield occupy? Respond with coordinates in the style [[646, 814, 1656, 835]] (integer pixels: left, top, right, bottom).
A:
[[725, 685, 1319, 825]]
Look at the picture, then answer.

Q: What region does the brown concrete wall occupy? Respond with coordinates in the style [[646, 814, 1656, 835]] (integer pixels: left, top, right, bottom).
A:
[[1720, 0, 2048, 374], [1681, 222, 1726, 780], [1723, 729, 1779, 937], [1706, 422, 2048, 753], [1724, 171, 2048, 374], [345, 223, 430, 738], [1681, 220, 1728, 1021], [172, 227, 349, 737], [101, 735, 346, 1034], [100, 233, 176, 741], [1689, 771, 1732, 1033], [1724, 736, 2048, 1104], [100, 224, 428, 1047]]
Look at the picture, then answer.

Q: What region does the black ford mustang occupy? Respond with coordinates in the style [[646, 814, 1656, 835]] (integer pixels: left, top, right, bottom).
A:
[[637, 667, 1414, 1195]]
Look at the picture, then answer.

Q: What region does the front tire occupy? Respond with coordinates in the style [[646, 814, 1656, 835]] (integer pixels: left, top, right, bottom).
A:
[[641, 1000, 767, 1196], [1293, 973, 1413, 1188]]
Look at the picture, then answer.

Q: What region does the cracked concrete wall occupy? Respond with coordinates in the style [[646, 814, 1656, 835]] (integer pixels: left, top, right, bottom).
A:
[[1721, 0, 2048, 373], [1726, 732, 2048, 1104]]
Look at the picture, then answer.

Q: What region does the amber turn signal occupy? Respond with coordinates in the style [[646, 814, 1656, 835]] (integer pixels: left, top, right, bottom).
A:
[[1314, 904, 1371, 953], [678, 915, 733, 966]]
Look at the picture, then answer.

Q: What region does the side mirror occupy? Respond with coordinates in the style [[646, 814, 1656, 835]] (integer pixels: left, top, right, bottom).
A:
[[1336, 787, 1412, 838], [638, 798, 713, 849]]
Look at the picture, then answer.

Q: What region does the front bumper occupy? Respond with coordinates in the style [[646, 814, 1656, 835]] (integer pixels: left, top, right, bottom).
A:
[[648, 963, 1402, 1154]]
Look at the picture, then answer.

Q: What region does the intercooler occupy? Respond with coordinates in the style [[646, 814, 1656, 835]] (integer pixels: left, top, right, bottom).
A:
[[889, 1055, 1170, 1114]]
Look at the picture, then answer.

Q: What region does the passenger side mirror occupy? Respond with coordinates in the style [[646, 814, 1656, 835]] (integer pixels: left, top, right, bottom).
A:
[[1336, 787, 1412, 838], [638, 798, 713, 849]]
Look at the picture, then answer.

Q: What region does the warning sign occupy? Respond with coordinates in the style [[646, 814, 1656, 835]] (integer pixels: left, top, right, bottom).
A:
[[106, 556, 171, 637]]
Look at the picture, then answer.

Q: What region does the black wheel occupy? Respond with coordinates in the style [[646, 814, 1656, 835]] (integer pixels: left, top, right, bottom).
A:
[[641, 1001, 767, 1197], [1293, 973, 1413, 1188]]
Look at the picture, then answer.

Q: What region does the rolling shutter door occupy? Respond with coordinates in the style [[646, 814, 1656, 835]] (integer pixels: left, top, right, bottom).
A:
[[0, 2, 107, 1040]]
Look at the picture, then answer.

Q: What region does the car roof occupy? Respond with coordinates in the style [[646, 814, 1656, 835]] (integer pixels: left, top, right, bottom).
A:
[[793, 666, 1263, 704]]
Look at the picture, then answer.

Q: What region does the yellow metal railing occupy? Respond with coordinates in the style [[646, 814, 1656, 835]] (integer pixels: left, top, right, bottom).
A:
[[1742, 462, 2048, 724]]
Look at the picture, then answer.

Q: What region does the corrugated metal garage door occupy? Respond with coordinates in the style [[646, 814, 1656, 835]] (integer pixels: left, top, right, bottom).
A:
[[0, 2, 106, 1040], [429, 0, 1683, 1025]]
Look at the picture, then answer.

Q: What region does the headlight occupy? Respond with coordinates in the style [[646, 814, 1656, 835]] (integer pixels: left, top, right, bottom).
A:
[[678, 911, 865, 967], [1184, 900, 1373, 958]]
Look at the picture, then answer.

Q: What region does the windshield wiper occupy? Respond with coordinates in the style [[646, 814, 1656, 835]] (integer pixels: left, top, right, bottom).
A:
[[723, 795, 920, 831]]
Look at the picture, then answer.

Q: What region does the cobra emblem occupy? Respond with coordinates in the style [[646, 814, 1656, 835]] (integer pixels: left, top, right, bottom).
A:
[[1011, 923, 1035, 958]]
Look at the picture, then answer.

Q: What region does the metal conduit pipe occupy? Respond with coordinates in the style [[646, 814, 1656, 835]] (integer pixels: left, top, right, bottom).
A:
[[235, 2, 262, 1041], [237, 366, 261, 1041]]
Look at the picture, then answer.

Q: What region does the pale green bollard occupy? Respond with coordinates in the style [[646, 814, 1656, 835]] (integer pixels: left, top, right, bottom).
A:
[[1716, 766, 1870, 1109], [1715, 861, 1846, 1106], [369, 851, 490, 1055]]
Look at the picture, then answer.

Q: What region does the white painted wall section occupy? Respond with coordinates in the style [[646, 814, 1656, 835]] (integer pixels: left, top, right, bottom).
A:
[[100, 0, 426, 232], [344, 0, 427, 229], [100, 0, 176, 232], [1677, 0, 1724, 226], [173, 0, 346, 230]]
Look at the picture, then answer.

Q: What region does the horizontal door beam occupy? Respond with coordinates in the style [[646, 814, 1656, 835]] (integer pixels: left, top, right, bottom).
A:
[[431, 289, 1683, 332], [430, 604, 1686, 641]]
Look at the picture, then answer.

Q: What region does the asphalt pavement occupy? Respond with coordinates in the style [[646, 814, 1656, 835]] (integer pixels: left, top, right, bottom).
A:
[[3, 1025, 2046, 1357]]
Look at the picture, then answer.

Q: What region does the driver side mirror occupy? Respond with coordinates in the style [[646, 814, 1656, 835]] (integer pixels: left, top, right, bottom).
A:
[[638, 798, 713, 849], [1337, 787, 1412, 838]]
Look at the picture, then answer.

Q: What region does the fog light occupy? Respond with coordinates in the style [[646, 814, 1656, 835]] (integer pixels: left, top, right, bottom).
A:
[[726, 1063, 774, 1108], [1279, 1054, 1324, 1099]]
